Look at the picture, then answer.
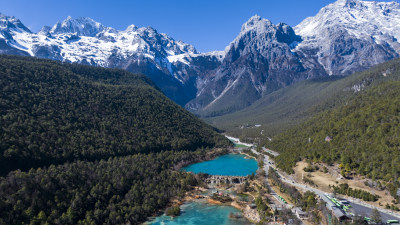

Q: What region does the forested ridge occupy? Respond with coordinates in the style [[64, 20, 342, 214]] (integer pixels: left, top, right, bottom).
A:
[[0, 150, 215, 225], [0, 55, 230, 174], [0, 55, 231, 224], [209, 58, 400, 139], [267, 80, 400, 183]]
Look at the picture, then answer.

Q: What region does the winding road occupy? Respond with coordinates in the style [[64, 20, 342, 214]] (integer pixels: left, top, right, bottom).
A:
[[227, 135, 400, 222]]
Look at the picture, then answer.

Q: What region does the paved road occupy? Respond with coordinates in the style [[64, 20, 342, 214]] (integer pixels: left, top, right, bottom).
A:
[[229, 136, 400, 222], [274, 163, 400, 222], [249, 147, 306, 224], [349, 199, 400, 222], [261, 147, 279, 157], [273, 166, 400, 221]]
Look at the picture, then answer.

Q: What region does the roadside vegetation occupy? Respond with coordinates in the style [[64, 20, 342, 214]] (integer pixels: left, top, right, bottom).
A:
[[267, 80, 400, 200], [269, 168, 325, 223], [331, 183, 379, 202], [208, 58, 400, 139]]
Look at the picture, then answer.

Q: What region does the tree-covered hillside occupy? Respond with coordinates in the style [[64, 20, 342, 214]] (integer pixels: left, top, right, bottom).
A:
[[0, 150, 214, 225], [267, 80, 400, 183], [207, 58, 400, 139], [0, 55, 230, 175]]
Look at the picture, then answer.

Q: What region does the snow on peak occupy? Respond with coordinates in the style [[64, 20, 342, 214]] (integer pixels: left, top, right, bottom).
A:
[[240, 14, 273, 34], [0, 13, 31, 33], [336, 0, 358, 6], [50, 16, 106, 36], [295, 0, 400, 47], [125, 24, 137, 32], [293, 0, 400, 75], [38, 26, 52, 36], [227, 14, 298, 53]]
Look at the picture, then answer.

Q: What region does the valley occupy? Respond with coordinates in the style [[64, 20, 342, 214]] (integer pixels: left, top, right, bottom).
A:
[[147, 136, 400, 224], [1, 0, 400, 115], [1, 0, 400, 224], [0, 56, 230, 224], [207, 58, 400, 138]]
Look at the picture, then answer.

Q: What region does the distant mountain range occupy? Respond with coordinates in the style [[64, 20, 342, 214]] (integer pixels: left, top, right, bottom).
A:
[[0, 0, 399, 115]]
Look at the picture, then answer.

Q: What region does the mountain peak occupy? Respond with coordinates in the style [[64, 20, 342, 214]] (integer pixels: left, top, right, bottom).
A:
[[247, 14, 261, 22], [0, 12, 31, 33], [336, 0, 357, 4], [240, 15, 272, 33], [125, 24, 137, 32], [50, 16, 105, 37], [335, 0, 363, 9]]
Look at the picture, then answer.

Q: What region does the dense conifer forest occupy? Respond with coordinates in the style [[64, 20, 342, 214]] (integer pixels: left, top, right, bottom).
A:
[[0, 150, 215, 224], [0, 55, 229, 174], [266, 80, 400, 187], [210, 58, 400, 140], [0, 55, 230, 224]]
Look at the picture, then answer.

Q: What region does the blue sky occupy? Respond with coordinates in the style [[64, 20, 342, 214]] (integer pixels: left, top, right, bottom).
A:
[[0, 0, 396, 52]]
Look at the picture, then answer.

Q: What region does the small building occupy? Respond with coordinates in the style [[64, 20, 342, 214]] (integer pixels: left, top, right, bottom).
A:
[[331, 206, 349, 221], [325, 136, 333, 142]]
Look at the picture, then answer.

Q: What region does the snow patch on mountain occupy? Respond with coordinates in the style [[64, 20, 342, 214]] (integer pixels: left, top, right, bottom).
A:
[[294, 0, 400, 75], [50, 16, 106, 37], [296, 0, 400, 46], [0, 14, 200, 78]]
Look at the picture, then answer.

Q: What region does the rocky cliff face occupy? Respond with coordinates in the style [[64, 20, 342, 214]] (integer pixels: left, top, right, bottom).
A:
[[186, 16, 310, 115], [1, 0, 400, 113], [188, 0, 400, 115], [0, 14, 207, 105], [294, 0, 400, 75]]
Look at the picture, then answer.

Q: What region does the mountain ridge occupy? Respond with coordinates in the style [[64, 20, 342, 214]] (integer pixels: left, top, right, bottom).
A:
[[0, 55, 229, 175], [0, 0, 399, 113], [207, 57, 400, 140]]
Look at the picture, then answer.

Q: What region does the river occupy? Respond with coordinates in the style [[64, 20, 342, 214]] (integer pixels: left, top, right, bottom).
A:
[[147, 199, 252, 225], [147, 153, 258, 224]]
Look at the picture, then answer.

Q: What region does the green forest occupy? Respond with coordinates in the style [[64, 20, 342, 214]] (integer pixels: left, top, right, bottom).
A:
[[0, 55, 231, 224], [0, 55, 230, 174], [209, 58, 400, 140], [0, 150, 214, 225], [331, 183, 379, 202], [266, 80, 400, 186]]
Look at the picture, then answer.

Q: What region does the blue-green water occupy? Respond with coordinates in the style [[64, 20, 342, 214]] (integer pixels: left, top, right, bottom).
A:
[[184, 154, 258, 176], [147, 200, 252, 225], [147, 154, 257, 225]]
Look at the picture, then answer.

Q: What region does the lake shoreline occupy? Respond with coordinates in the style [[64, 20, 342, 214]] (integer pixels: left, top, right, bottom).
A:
[[146, 149, 258, 224], [183, 153, 258, 176]]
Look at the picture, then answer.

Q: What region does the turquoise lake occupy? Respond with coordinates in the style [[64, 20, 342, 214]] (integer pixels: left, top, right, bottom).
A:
[[147, 200, 252, 225], [183, 154, 258, 176], [147, 154, 257, 225]]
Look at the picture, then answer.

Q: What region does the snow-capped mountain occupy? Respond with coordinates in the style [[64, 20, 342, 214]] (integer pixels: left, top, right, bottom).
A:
[[49, 16, 106, 37], [187, 0, 400, 115], [0, 13, 213, 105], [0, 14, 32, 56], [186, 15, 309, 115], [294, 0, 400, 75], [1, 0, 400, 114]]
